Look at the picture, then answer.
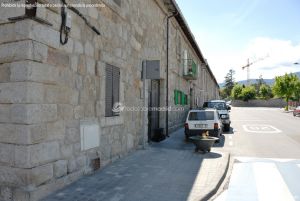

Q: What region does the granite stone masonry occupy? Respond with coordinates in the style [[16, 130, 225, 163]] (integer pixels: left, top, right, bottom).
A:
[[0, 0, 219, 200]]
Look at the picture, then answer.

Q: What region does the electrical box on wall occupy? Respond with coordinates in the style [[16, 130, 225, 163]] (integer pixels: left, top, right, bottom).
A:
[[80, 122, 100, 151], [142, 60, 161, 79]]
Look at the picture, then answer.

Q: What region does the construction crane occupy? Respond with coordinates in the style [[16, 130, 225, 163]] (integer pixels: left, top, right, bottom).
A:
[[241, 55, 268, 85]]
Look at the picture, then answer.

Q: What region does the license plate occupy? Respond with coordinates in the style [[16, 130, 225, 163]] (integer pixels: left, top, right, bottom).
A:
[[195, 124, 207, 128]]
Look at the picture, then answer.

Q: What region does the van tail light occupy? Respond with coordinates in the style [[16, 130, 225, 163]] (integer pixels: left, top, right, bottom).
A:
[[184, 123, 189, 129], [214, 123, 218, 130]]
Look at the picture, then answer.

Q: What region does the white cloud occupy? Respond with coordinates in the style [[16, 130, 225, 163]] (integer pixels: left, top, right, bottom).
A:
[[205, 37, 300, 83]]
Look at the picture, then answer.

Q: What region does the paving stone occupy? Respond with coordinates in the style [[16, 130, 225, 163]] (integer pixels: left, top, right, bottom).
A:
[[42, 129, 229, 201]]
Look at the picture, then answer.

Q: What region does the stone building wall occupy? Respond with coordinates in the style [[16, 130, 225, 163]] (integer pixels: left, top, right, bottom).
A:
[[0, 0, 219, 200]]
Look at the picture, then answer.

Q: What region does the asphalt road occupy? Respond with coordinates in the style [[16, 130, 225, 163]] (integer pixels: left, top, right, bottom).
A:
[[216, 107, 300, 158], [213, 107, 300, 201]]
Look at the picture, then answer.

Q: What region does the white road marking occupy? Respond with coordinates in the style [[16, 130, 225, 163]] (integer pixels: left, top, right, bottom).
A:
[[229, 136, 233, 139], [253, 162, 294, 201], [217, 157, 300, 201], [232, 119, 271, 122], [229, 141, 233, 146], [243, 124, 282, 133]]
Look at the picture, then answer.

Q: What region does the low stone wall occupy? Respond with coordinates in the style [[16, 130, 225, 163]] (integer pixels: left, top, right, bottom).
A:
[[232, 98, 286, 108]]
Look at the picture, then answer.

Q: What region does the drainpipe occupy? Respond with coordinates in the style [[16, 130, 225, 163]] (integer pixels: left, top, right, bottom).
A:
[[166, 12, 178, 137]]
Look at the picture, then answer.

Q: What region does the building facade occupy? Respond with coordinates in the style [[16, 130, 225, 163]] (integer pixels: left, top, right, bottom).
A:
[[0, 0, 219, 200]]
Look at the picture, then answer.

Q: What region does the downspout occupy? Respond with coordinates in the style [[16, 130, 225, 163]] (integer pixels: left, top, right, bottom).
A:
[[166, 12, 178, 137]]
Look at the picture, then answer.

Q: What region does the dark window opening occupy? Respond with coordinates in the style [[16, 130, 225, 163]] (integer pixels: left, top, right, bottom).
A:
[[188, 111, 214, 121], [105, 64, 120, 117]]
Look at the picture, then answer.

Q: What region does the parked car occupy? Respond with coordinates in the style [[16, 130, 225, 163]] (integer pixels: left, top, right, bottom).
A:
[[203, 100, 231, 131], [184, 109, 222, 143], [226, 100, 232, 106], [293, 106, 300, 116]]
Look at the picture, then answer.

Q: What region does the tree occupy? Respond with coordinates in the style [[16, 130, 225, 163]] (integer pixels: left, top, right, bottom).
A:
[[219, 88, 227, 99], [241, 86, 256, 101], [223, 69, 235, 98], [272, 73, 299, 110], [253, 75, 266, 94], [231, 84, 243, 99], [259, 84, 273, 100], [293, 80, 300, 101]]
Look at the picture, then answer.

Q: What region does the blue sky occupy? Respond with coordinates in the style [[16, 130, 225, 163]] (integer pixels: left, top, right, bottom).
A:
[[176, 0, 300, 83]]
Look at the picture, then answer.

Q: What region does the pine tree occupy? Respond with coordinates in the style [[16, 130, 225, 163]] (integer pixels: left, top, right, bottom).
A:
[[224, 69, 235, 98]]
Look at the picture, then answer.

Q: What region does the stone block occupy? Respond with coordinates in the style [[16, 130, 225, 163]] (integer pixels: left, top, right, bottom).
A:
[[11, 104, 57, 124], [67, 157, 77, 173], [74, 41, 84, 54], [65, 127, 80, 145], [0, 124, 46, 145], [0, 143, 14, 166], [88, 7, 98, 19], [70, 24, 81, 40], [0, 0, 26, 24], [58, 68, 75, 88], [78, 54, 86, 75], [0, 165, 28, 187], [59, 37, 74, 54], [86, 57, 96, 75], [60, 144, 73, 158], [46, 120, 65, 141], [0, 186, 12, 201], [0, 40, 48, 64], [84, 41, 94, 57], [53, 160, 67, 178], [70, 55, 78, 72], [67, 155, 86, 173], [74, 105, 84, 119], [30, 164, 53, 186], [57, 104, 74, 120], [47, 48, 70, 68], [45, 85, 77, 105], [0, 104, 10, 123], [15, 141, 60, 168], [10, 61, 59, 84], [0, 82, 44, 104], [0, 163, 52, 187], [0, 63, 10, 82]]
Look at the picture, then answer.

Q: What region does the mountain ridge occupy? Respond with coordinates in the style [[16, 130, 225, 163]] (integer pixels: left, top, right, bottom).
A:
[[219, 72, 300, 88]]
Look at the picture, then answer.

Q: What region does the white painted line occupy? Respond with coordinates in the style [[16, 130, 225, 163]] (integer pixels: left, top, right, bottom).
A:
[[253, 162, 294, 201], [242, 124, 282, 133], [229, 136, 233, 140], [232, 119, 271, 122], [235, 157, 299, 163], [229, 141, 233, 146]]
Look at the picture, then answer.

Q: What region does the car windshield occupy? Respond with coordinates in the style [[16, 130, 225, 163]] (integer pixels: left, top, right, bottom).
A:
[[205, 102, 227, 110], [188, 111, 214, 120]]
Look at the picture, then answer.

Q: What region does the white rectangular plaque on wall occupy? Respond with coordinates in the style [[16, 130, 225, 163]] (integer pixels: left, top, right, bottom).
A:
[[80, 122, 100, 151]]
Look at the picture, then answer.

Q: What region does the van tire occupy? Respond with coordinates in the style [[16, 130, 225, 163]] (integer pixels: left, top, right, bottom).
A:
[[224, 124, 230, 132]]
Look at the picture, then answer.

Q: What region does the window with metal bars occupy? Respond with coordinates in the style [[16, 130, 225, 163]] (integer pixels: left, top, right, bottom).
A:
[[105, 64, 120, 117]]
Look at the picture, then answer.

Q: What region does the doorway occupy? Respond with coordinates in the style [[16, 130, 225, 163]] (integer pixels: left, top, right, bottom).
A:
[[148, 80, 160, 141]]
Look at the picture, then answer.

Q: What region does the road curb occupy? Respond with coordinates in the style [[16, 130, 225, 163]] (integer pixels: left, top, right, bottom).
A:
[[200, 152, 231, 201]]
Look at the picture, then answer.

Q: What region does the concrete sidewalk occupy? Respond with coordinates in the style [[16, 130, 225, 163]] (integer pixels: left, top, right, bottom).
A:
[[42, 128, 230, 201]]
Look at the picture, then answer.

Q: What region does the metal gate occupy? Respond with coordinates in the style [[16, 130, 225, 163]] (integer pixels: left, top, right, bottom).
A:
[[148, 80, 160, 141]]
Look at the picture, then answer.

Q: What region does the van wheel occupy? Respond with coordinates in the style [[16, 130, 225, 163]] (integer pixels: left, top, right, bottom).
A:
[[224, 124, 230, 132]]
